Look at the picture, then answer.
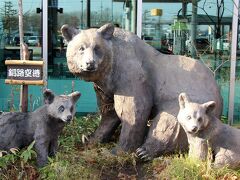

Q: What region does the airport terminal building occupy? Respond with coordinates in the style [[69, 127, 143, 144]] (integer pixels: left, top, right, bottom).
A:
[[0, 0, 239, 123]]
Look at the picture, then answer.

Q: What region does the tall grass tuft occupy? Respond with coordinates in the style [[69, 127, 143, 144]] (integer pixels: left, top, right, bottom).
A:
[[156, 153, 240, 179]]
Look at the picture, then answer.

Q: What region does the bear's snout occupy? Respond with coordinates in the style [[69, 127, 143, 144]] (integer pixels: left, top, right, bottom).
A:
[[66, 115, 73, 122], [189, 126, 198, 134], [86, 61, 95, 71]]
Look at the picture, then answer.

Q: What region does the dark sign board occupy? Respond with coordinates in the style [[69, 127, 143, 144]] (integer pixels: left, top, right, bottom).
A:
[[7, 65, 42, 80], [5, 60, 44, 85]]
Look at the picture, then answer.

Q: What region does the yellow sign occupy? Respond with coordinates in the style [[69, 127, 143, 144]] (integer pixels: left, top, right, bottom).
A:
[[151, 9, 162, 16]]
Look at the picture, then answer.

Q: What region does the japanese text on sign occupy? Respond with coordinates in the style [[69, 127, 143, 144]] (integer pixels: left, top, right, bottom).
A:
[[8, 68, 41, 78], [7, 65, 43, 81]]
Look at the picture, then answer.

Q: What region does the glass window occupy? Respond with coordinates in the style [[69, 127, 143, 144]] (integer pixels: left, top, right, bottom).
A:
[[48, 0, 127, 79], [141, 0, 237, 122], [0, 0, 41, 78], [0, 0, 42, 112], [90, 0, 124, 28]]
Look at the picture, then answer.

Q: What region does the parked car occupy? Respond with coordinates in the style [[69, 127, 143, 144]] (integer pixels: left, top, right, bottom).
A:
[[57, 35, 67, 47], [186, 38, 210, 52], [10, 36, 20, 46], [27, 36, 40, 46]]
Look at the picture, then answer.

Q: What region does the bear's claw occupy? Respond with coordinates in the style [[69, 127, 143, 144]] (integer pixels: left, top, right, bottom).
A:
[[136, 147, 152, 161]]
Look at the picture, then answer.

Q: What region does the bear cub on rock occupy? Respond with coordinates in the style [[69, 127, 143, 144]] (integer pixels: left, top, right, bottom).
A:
[[0, 89, 81, 167], [177, 92, 240, 169]]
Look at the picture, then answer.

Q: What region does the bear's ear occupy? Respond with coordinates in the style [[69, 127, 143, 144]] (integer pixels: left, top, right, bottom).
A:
[[43, 89, 55, 104], [178, 92, 189, 109], [61, 24, 80, 42], [69, 91, 81, 104], [203, 101, 216, 114], [97, 23, 114, 40]]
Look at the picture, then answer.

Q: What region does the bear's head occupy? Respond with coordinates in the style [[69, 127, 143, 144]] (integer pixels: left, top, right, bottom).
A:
[[43, 89, 81, 123], [177, 93, 216, 135], [61, 24, 115, 81]]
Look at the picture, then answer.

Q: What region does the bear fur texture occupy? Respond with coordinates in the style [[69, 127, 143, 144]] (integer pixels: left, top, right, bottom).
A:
[[61, 23, 222, 159], [0, 89, 81, 167], [177, 93, 240, 169]]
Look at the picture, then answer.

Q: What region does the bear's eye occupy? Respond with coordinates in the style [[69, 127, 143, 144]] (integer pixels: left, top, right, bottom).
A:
[[187, 115, 191, 120], [70, 106, 73, 113], [198, 117, 203, 123], [94, 45, 100, 51], [58, 105, 65, 112], [79, 46, 85, 51], [94, 45, 102, 57]]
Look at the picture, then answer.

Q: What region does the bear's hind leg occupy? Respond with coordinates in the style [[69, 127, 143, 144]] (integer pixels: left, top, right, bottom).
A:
[[92, 109, 121, 143]]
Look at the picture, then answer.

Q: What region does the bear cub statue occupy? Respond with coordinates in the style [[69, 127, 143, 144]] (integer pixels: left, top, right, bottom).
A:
[[177, 92, 240, 169], [0, 89, 81, 167]]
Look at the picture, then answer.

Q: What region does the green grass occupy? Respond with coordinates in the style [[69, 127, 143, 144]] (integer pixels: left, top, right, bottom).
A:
[[0, 114, 240, 179], [154, 155, 240, 180]]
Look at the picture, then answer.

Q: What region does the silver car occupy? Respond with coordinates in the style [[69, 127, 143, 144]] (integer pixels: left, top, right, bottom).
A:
[[27, 36, 40, 46]]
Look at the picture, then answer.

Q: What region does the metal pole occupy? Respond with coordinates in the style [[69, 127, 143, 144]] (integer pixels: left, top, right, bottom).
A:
[[81, 0, 83, 28], [136, 0, 142, 38], [228, 0, 239, 125], [100, 0, 102, 24], [182, 2, 187, 54], [42, 0, 48, 90], [111, 0, 113, 22], [86, 0, 90, 28], [125, 1, 130, 31], [191, 0, 197, 58], [131, 0, 137, 33]]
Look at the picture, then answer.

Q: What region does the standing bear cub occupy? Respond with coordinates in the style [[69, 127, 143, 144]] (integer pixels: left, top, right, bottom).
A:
[[178, 93, 240, 169], [61, 23, 222, 159], [0, 89, 81, 167]]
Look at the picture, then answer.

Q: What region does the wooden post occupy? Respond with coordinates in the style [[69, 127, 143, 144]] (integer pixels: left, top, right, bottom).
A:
[[18, 0, 29, 112]]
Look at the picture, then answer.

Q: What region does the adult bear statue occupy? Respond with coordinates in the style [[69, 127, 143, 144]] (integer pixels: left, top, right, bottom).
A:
[[61, 23, 222, 159]]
